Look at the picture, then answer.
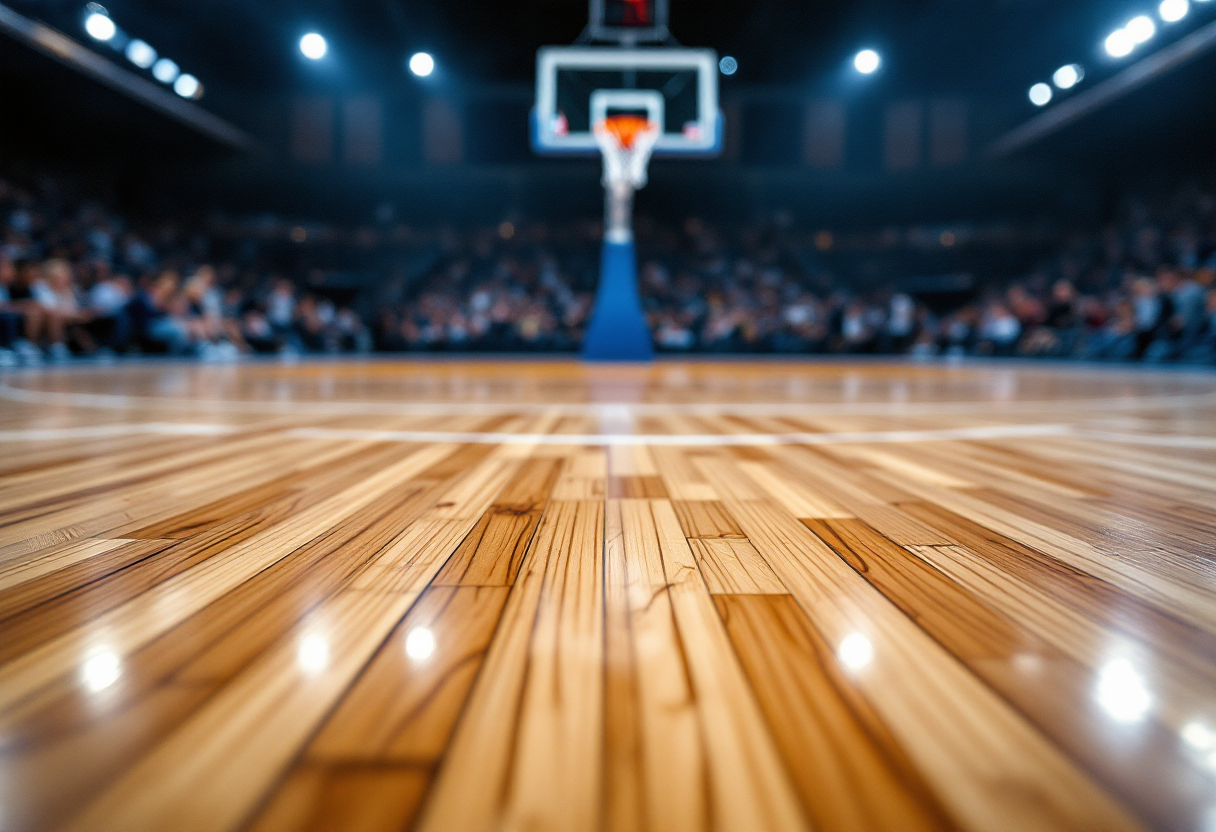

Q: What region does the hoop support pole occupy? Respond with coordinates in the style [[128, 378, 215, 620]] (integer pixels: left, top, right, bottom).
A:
[[582, 123, 658, 361]]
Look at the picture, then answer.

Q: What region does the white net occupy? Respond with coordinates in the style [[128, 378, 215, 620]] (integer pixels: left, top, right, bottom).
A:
[[594, 120, 661, 190]]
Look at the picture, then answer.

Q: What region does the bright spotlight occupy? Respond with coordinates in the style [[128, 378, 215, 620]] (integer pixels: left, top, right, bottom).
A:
[[1126, 15, 1157, 43], [719, 56, 738, 75], [151, 58, 179, 83], [174, 74, 201, 98], [300, 32, 327, 60], [125, 39, 157, 69], [84, 11, 116, 42], [1105, 28, 1135, 58], [853, 49, 881, 75], [1028, 82, 1053, 106], [1159, 0, 1190, 22], [1052, 64, 1084, 89], [408, 52, 435, 77]]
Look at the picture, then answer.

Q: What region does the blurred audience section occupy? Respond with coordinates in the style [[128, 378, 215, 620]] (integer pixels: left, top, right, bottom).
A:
[[2, 172, 1214, 366]]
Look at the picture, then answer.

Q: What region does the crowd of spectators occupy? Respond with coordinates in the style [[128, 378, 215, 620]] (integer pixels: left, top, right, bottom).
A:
[[631, 192, 1216, 362], [384, 189, 1216, 364], [371, 223, 598, 353], [0, 177, 371, 366], [3, 171, 1216, 365]]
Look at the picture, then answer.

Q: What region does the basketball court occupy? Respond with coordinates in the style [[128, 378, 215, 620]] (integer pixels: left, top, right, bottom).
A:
[[1, 359, 1215, 830], [3, 0, 1216, 828]]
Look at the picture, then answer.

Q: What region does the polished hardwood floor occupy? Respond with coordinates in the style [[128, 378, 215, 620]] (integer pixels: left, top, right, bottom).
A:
[[1, 359, 1215, 831]]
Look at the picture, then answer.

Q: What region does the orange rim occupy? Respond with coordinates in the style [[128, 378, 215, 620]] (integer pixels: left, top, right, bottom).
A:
[[601, 114, 653, 149]]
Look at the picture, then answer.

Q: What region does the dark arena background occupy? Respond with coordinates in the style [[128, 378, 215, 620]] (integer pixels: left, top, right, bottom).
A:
[[2, 1, 1216, 830]]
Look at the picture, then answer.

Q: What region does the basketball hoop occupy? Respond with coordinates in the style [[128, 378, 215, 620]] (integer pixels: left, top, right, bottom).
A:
[[595, 115, 659, 243], [531, 40, 720, 360], [602, 114, 651, 150]]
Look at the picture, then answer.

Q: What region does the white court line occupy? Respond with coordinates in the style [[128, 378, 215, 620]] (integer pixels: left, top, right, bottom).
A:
[[1, 419, 1214, 449], [1073, 430, 1216, 450], [282, 424, 1074, 446], [0, 423, 240, 442], [4, 381, 1216, 418]]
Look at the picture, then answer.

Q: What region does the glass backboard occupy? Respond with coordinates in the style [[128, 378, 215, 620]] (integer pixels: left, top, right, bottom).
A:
[[532, 47, 722, 157]]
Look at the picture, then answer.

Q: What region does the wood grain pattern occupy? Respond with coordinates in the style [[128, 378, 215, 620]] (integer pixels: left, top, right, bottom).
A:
[[631, 497, 809, 831], [713, 593, 957, 832], [603, 497, 707, 832], [0, 360, 1213, 832], [246, 585, 509, 832]]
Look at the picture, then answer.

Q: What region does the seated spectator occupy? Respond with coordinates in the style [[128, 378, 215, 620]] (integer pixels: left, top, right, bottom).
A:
[[33, 259, 95, 359], [335, 307, 371, 353], [2, 258, 49, 361], [0, 255, 22, 364], [125, 270, 191, 354], [182, 266, 240, 358], [1085, 299, 1138, 361], [1163, 266, 1206, 350], [1020, 280, 1078, 357], [840, 301, 876, 353], [1131, 276, 1171, 360], [977, 302, 1021, 356], [240, 309, 281, 353], [884, 292, 917, 352], [939, 308, 977, 356], [87, 271, 133, 352], [266, 278, 297, 340], [293, 295, 329, 352], [1181, 287, 1216, 362]]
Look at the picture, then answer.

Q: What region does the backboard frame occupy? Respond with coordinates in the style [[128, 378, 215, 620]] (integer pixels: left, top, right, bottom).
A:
[[532, 46, 722, 157]]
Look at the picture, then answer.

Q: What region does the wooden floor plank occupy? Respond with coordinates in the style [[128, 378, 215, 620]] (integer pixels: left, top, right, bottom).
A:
[[694, 451, 1148, 832], [0, 443, 431, 632], [635, 498, 811, 832], [498, 497, 604, 832], [0, 457, 466, 830], [60, 591, 420, 832], [414, 491, 577, 832], [0, 444, 458, 714], [670, 499, 747, 540], [245, 585, 509, 832], [857, 460, 1216, 637], [714, 593, 958, 832], [689, 537, 788, 594], [807, 517, 1211, 831], [2, 361, 1215, 832], [57, 448, 515, 832], [607, 499, 709, 832], [433, 458, 561, 586]]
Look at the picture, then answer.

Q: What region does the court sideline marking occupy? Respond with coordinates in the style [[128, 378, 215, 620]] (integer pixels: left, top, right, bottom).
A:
[[0, 423, 239, 441], [3, 421, 1216, 448], [4, 381, 1216, 418]]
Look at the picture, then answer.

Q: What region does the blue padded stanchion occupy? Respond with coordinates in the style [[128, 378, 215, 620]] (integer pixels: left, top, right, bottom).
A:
[[581, 240, 653, 361]]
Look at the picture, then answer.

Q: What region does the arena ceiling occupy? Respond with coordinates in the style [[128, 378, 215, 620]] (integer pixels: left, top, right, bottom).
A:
[[2, 0, 1212, 222], [6, 0, 1168, 101]]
